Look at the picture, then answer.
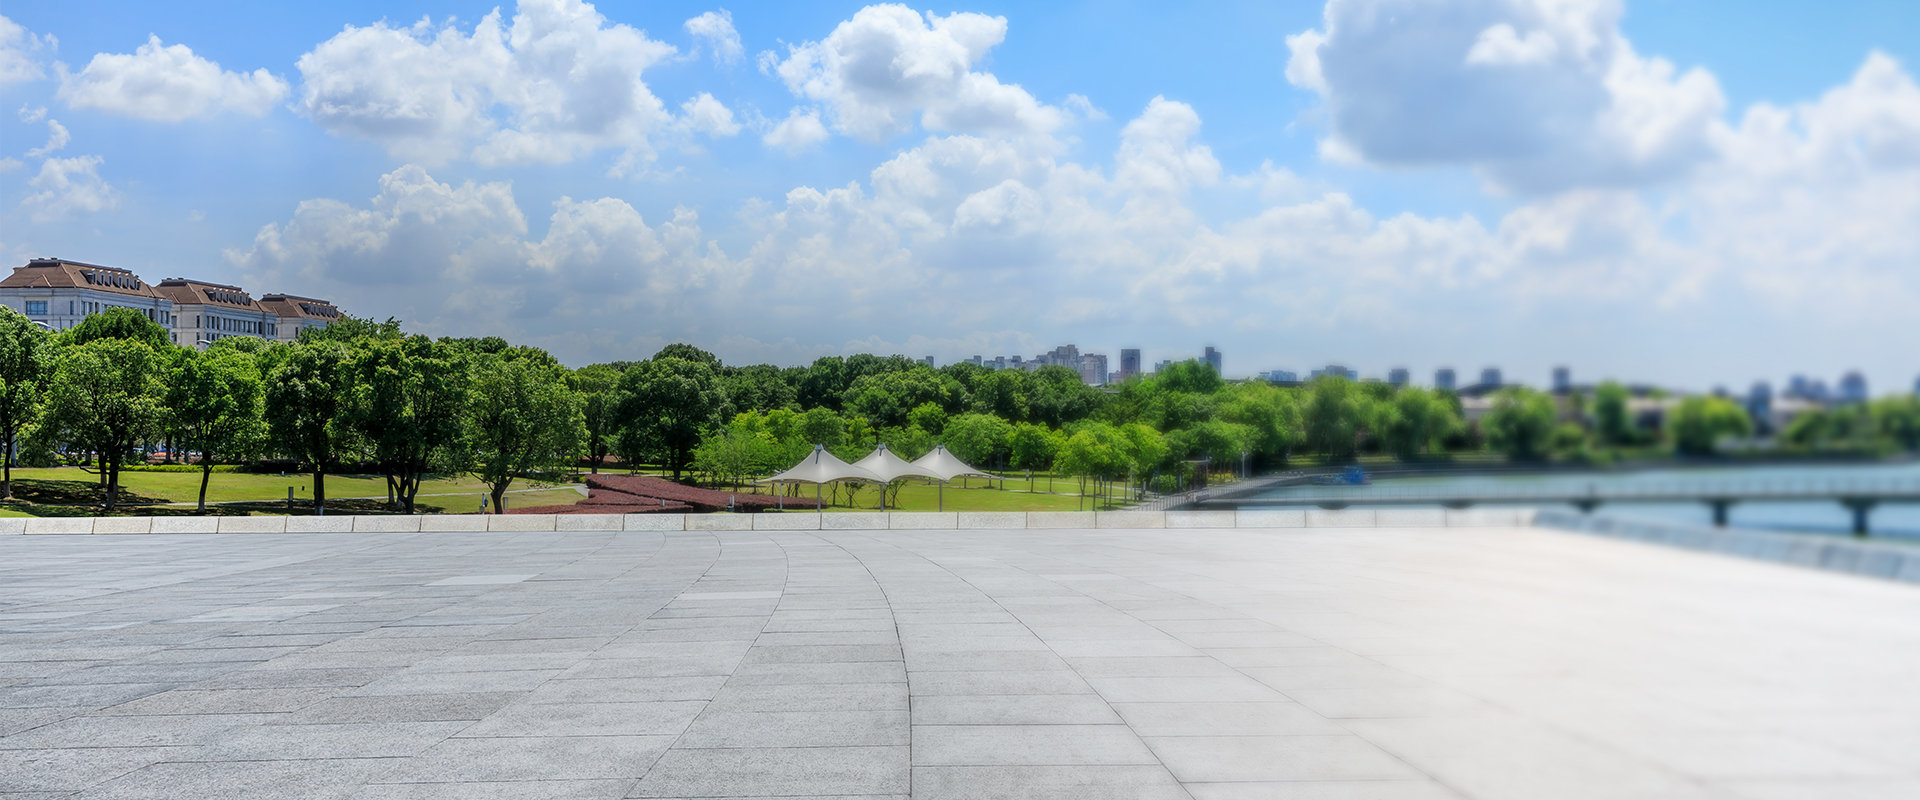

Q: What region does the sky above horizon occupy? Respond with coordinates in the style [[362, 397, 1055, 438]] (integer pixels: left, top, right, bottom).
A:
[[4, 0, 1919, 394]]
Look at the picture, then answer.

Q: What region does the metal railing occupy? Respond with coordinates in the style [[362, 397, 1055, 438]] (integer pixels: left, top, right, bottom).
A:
[[1225, 476, 1920, 507]]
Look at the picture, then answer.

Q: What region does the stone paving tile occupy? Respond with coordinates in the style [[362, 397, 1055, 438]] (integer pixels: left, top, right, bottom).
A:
[[0, 746, 201, 793], [0, 712, 282, 749], [285, 691, 525, 724], [67, 757, 398, 800], [628, 745, 909, 797], [346, 779, 635, 800], [909, 694, 1127, 726], [184, 721, 466, 761], [674, 709, 910, 748], [375, 735, 674, 782], [913, 724, 1161, 766], [911, 765, 1189, 800], [456, 701, 707, 738]]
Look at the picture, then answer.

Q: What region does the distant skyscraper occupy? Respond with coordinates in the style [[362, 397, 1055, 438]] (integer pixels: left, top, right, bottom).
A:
[[1552, 366, 1570, 394], [1435, 368, 1456, 391], [1078, 353, 1109, 385], [1839, 371, 1868, 404], [1748, 381, 1774, 436], [970, 355, 982, 367], [922, 356, 934, 366], [1203, 346, 1222, 375], [1154, 359, 1172, 374], [1480, 367, 1502, 388], [1270, 370, 1298, 382], [1387, 368, 1409, 387], [1310, 365, 1357, 381], [1120, 348, 1140, 375]]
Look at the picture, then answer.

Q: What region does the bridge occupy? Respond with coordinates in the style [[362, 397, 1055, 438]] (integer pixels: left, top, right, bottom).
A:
[[1197, 475, 1920, 535]]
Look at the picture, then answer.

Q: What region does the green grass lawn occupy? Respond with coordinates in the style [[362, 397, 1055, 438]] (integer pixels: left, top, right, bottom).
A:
[[704, 472, 1147, 513], [0, 467, 584, 516]]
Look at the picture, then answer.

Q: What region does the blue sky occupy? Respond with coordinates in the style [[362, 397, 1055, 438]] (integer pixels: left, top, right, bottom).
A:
[[4, 0, 1920, 395]]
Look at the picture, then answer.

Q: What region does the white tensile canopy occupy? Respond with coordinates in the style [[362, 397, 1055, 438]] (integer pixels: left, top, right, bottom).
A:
[[760, 445, 884, 486], [852, 444, 944, 483], [911, 445, 995, 482]]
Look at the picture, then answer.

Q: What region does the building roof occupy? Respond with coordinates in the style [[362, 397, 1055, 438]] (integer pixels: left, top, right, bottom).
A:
[[0, 259, 164, 299], [154, 278, 258, 309], [258, 293, 342, 321], [911, 445, 995, 482], [852, 444, 944, 483]]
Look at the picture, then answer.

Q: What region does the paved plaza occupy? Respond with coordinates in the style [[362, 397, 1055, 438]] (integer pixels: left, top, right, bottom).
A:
[[2, 525, 1918, 799]]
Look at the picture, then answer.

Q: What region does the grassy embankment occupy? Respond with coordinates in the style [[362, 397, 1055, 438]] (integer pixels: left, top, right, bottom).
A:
[[0, 467, 583, 517]]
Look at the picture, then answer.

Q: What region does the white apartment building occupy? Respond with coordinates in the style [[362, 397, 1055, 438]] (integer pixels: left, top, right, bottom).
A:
[[0, 258, 340, 347]]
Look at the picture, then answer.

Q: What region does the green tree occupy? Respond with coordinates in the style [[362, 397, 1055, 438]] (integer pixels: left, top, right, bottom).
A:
[[167, 348, 265, 513], [1381, 387, 1459, 459], [1485, 387, 1558, 461], [349, 336, 471, 513], [0, 308, 51, 499], [720, 363, 798, 415], [968, 368, 1031, 421], [571, 364, 624, 474], [843, 369, 962, 428], [266, 342, 353, 514], [1874, 395, 1920, 451], [1028, 365, 1106, 427], [41, 338, 167, 512], [1158, 359, 1224, 394], [466, 353, 586, 511], [1008, 422, 1063, 473], [1055, 422, 1129, 509], [1218, 382, 1300, 460], [1667, 396, 1753, 456], [618, 356, 724, 480], [296, 315, 404, 345], [653, 343, 722, 368], [1304, 376, 1366, 462], [1593, 381, 1632, 445], [942, 412, 1014, 468], [693, 427, 776, 489], [59, 306, 171, 350], [907, 402, 948, 435]]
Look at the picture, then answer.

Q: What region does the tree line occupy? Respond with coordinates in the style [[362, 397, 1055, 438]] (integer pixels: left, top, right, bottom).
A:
[[6, 305, 1918, 515]]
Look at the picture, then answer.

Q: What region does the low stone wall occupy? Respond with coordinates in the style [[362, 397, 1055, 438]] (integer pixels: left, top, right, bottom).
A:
[[1534, 508, 1920, 585], [0, 507, 1538, 535]]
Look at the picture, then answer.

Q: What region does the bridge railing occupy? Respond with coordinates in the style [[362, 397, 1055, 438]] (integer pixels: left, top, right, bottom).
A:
[[1243, 477, 1920, 505]]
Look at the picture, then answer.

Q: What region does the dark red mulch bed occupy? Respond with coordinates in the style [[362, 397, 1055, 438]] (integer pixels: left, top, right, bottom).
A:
[[585, 474, 820, 512], [508, 501, 693, 515]]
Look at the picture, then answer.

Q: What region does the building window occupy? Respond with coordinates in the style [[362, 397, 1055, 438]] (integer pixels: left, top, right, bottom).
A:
[[23, 301, 46, 315]]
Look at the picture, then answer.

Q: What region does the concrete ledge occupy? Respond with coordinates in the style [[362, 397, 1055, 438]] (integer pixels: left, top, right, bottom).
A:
[[218, 517, 287, 534], [625, 514, 686, 531], [1167, 510, 1236, 529], [1376, 508, 1448, 528], [489, 514, 555, 532], [1307, 509, 1376, 527], [353, 516, 422, 533], [1447, 508, 1533, 527], [753, 514, 820, 531], [1096, 512, 1165, 529], [1535, 508, 1920, 585], [957, 512, 1025, 529], [822, 512, 887, 530], [0, 517, 26, 534], [152, 517, 218, 534], [1029, 511, 1096, 529], [92, 517, 152, 534], [286, 517, 354, 533], [420, 515, 487, 532], [24, 517, 93, 535], [1236, 509, 1307, 528], [890, 512, 957, 530], [687, 514, 753, 531], [556, 514, 625, 531]]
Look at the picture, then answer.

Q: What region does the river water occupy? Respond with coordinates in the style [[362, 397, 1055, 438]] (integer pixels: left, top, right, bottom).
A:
[[1251, 462, 1920, 540]]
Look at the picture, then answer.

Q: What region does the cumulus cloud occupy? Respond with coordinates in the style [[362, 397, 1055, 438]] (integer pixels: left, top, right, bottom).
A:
[[769, 4, 1067, 141], [56, 35, 289, 121], [678, 92, 741, 136], [294, 0, 682, 166], [685, 9, 743, 65], [763, 107, 829, 154], [1287, 0, 1725, 193], [0, 15, 53, 87], [25, 119, 69, 157], [23, 155, 120, 222]]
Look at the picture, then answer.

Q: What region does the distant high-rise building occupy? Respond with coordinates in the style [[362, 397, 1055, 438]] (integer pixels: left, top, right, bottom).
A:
[[1120, 349, 1141, 378], [1154, 360, 1173, 374], [1480, 367, 1502, 388], [1310, 365, 1357, 381], [922, 356, 934, 366], [1552, 366, 1570, 394], [1748, 381, 1774, 436], [970, 355, 983, 367], [1203, 346, 1222, 375], [1268, 370, 1298, 383], [1009, 355, 1022, 368], [1914, 375, 1920, 396], [1387, 368, 1409, 387], [1079, 353, 1109, 385], [991, 356, 1007, 370], [1435, 368, 1456, 391], [1839, 371, 1868, 404]]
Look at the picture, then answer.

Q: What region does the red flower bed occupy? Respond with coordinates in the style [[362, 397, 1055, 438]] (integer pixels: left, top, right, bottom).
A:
[[585, 474, 820, 512]]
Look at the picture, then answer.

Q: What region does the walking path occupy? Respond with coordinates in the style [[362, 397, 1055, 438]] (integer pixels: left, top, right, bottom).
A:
[[2, 524, 1916, 798]]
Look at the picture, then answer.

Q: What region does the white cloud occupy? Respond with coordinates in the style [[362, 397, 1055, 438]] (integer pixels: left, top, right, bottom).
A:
[[0, 157, 20, 173], [685, 9, 743, 65], [0, 15, 53, 88], [23, 155, 120, 222], [18, 104, 45, 122], [56, 35, 288, 121], [25, 119, 69, 157], [770, 4, 1067, 142], [1287, 0, 1725, 193], [678, 92, 741, 136], [763, 107, 829, 154], [295, 0, 678, 166]]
